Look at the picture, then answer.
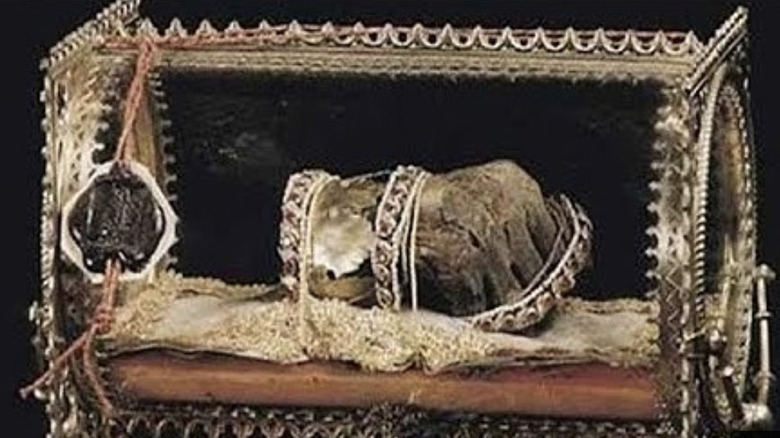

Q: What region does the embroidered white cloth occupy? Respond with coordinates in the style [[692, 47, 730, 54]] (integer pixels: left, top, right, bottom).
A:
[[105, 271, 658, 373]]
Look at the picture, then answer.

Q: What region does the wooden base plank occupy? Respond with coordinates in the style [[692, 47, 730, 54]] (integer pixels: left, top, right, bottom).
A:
[[111, 351, 659, 421]]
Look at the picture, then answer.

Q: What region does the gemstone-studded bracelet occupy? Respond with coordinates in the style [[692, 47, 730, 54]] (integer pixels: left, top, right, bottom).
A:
[[371, 165, 430, 311], [466, 195, 593, 332], [278, 169, 337, 300]]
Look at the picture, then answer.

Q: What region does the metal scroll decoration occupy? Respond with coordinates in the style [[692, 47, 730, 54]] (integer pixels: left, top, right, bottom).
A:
[[692, 63, 774, 431]]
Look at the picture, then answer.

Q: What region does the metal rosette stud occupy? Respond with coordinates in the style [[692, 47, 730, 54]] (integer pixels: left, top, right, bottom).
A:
[[467, 195, 593, 332], [278, 169, 337, 300], [371, 165, 430, 311], [60, 160, 178, 283]]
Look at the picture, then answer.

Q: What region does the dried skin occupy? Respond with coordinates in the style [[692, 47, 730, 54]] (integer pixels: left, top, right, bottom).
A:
[[416, 160, 559, 315], [309, 160, 562, 316]]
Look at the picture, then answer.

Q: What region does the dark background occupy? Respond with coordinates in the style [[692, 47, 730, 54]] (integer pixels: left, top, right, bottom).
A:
[[4, 0, 778, 436]]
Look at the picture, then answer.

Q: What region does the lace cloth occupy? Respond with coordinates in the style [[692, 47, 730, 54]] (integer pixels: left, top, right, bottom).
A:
[[104, 271, 658, 373]]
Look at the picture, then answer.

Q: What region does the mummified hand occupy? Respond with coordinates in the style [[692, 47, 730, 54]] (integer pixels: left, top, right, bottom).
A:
[[307, 160, 562, 316], [414, 160, 559, 316]]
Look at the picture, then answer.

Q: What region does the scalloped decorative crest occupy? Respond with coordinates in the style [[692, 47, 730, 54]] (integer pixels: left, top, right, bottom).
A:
[[104, 17, 704, 58]]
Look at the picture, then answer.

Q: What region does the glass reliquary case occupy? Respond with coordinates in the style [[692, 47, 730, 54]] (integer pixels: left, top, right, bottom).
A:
[[23, 1, 775, 437]]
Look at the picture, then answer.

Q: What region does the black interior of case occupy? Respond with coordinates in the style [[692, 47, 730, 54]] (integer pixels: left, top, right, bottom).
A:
[[159, 71, 661, 300]]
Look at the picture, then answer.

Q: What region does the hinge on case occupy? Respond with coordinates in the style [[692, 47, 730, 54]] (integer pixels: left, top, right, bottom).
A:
[[750, 265, 775, 409], [708, 264, 775, 430]]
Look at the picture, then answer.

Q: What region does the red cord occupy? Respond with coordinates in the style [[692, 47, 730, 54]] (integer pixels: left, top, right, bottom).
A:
[[114, 37, 156, 164], [21, 37, 155, 414], [20, 260, 121, 411], [23, 28, 270, 416]]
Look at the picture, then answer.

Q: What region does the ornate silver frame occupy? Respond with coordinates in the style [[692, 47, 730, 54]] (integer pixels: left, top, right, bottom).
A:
[[31, 1, 770, 437]]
